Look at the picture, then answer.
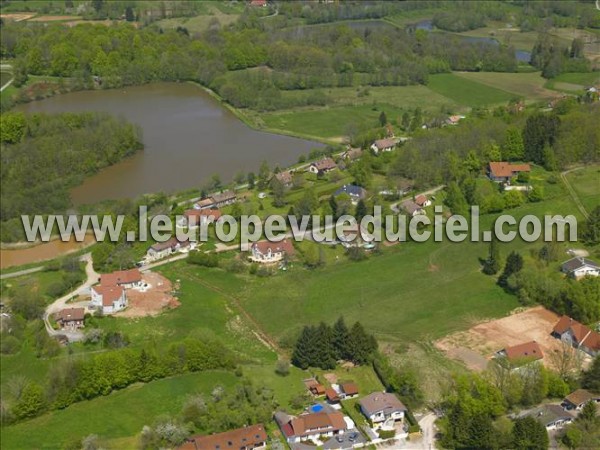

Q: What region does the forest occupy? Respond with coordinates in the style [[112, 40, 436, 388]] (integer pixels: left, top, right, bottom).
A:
[[0, 112, 142, 237]]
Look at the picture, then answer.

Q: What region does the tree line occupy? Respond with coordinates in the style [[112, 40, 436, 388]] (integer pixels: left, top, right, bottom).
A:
[[1, 337, 236, 424], [292, 317, 377, 369]]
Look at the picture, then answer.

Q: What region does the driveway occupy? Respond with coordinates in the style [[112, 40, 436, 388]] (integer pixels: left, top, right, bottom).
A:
[[43, 253, 99, 341], [322, 430, 366, 450]]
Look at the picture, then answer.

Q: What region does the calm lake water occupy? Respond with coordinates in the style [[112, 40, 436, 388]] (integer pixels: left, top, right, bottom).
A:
[[15, 82, 322, 205]]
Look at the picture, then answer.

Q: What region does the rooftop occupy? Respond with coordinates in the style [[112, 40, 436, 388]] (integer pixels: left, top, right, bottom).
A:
[[179, 424, 267, 450]]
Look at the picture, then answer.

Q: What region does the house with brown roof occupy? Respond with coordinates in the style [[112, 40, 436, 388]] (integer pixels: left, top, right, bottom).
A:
[[561, 257, 600, 279], [179, 424, 267, 450], [325, 388, 340, 404], [359, 392, 407, 425], [341, 147, 363, 161], [552, 315, 600, 357], [562, 389, 600, 411], [250, 240, 295, 264], [340, 382, 359, 399], [370, 138, 397, 155], [487, 162, 531, 183], [400, 200, 424, 217], [194, 191, 237, 210], [274, 410, 347, 444], [90, 285, 127, 314], [303, 378, 326, 396], [99, 268, 142, 289], [274, 171, 293, 187], [54, 307, 85, 330], [308, 158, 337, 175], [146, 237, 193, 261], [495, 341, 543, 367], [179, 209, 222, 228]]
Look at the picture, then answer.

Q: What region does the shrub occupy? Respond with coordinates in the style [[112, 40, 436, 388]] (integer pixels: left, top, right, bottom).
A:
[[378, 429, 396, 439], [187, 251, 219, 267], [275, 359, 290, 376], [0, 335, 21, 354]]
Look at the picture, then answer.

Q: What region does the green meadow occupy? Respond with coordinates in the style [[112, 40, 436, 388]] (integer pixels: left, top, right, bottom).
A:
[[426, 73, 515, 107], [566, 166, 600, 213]]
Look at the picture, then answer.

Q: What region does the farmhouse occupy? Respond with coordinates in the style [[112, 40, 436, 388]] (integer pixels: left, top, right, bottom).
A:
[[341, 147, 363, 161], [334, 184, 367, 203], [274, 171, 293, 187], [250, 240, 295, 264], [309, 158, 337, 175], [54, 307, 85, 330], [523, 404, 575, 430], [561, 257, 600, 279], [552, 315, 600, 357], [90, 285, 127, 314], [414, 194, 431, 207], [274, 410, 347, 444], [495, 341, 543, 366], [487, 162, 531, 183], [146, 237, 192, 261], [400, 200, 424, 217], [179, 423, 267, 450], [99, 268, 142, 289], [562, 389, 600, 411], [249, 0, 267, 7], [370, 138, 397, 154], [359, 392, 407, 425]]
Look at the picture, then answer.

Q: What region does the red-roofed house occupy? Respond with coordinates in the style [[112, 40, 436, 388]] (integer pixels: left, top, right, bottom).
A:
[[180, 209, 222, 227], [250, 240, 295, 264], [488, 162, 531, 183], [54, 307, 86, 330], [274, 411, 347, 444], [249, 0, 267, 7], [179, 424, 267, 450], [495, 341, 543, 367], [90, 285, 127, 314], [552, 315, 600, 357], [99, 268, 142, 289], [414, 194, 431, 207]]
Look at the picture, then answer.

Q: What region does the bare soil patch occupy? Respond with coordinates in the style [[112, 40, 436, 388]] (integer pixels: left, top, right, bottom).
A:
[[116, 271, 180, 318], [0, 13, 35, 21], [27, 15, 81, 22], [435, 306, 570, 371]]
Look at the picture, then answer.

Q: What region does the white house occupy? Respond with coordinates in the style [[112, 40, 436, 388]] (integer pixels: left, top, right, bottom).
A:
[[250, 240, 295, 263], [552, 315, 600, 357], [90, 285, 127, 314], [561, 257, 600, 279], [146, 237, 193, 261], [359, 392, 407, 425]]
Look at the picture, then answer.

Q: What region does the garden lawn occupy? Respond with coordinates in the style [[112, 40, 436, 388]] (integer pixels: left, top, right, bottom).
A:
[[427, 73, 515, 107], [1, 371, 237, 450]]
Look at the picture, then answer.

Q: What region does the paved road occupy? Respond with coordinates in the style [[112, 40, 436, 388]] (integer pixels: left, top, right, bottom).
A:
[[0, 63, 14, 92], [43, 253, 99, 342], [394, 413, 437, 450], [0, 266, 44, 280]]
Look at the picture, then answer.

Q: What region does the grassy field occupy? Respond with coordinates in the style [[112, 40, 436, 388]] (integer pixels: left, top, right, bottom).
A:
[[426, 73, 515, 107], [1, 371, 238, 450], [454, 71, 561, 102], [91, 263, 276, 362], [153, 3, 242, 33], [566, 166, 600, 213]]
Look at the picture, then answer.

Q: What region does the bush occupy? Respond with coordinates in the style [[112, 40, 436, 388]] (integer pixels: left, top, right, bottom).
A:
[[256, 265, 273, 277], [0, 335, 21, 354], [222, 258, 247, 274], [275, 359, 290, 376], [347, 246, 367, 261], [187, 251, 219, 267], [378, 429, 396, 439]]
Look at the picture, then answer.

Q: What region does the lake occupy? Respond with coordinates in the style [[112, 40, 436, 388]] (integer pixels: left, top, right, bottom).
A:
[[14, 82, 323, 205]]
